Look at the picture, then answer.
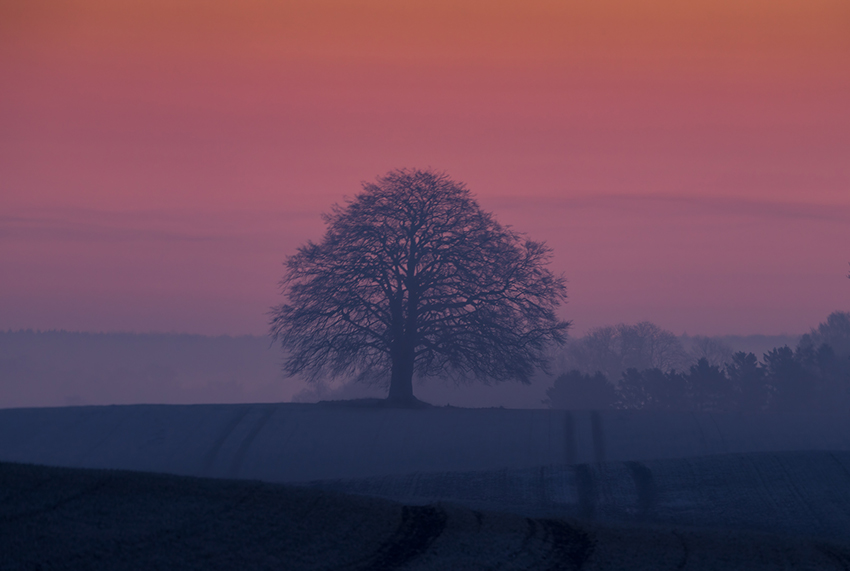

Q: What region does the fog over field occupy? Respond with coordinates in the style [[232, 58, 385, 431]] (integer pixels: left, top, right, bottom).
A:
[[0, 329, 801, 409]]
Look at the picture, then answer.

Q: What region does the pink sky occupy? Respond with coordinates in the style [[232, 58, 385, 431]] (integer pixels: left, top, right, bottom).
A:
[[1, 0, 849, 336]]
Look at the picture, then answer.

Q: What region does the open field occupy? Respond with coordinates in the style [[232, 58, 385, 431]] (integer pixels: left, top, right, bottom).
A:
[[317, 450, 850, 543], [2, 403, 850, 481], [3, 403, 850, 568]]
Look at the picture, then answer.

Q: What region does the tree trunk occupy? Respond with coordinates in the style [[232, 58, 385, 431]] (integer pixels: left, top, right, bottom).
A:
[[388, 347, 416, 405], [388, 279, 419, 405]]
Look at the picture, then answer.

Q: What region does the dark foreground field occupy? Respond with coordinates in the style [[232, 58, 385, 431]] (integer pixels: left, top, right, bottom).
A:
[[3, 461, 850, 570]]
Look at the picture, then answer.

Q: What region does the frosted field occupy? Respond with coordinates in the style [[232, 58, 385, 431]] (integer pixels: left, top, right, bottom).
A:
[[319, 450, 850, 544], [2, 403, 850, 569], [2, 403, 849, 481], [4, 461, 850, 570]]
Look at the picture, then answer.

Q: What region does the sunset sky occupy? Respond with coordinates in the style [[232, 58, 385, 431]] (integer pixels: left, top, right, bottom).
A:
[[2, 0, 848, 336]]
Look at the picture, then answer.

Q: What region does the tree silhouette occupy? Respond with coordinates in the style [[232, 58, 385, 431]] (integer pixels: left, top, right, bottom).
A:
[[270, 169, 569, 404], [799, 311, 850, 358], [616, 368, 689, 411], [559, 321, 688, 382], [687, 358, 733, 412], [726, 351, 768, 412], [763, 346, 811, 412], [689, 336, 734, 368]]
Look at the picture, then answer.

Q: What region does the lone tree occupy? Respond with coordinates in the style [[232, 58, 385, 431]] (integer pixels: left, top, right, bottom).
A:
[[270, 168, 569, 404]]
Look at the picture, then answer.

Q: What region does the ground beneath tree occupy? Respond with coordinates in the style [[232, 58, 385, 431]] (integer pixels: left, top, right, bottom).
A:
[[317, 396, 435, 409]]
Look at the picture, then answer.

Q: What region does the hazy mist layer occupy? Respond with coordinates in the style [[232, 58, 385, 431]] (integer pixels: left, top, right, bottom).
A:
[[0, 330, 800, 409]]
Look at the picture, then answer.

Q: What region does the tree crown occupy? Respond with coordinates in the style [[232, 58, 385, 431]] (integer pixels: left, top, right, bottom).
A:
[[270, 169, 569, 395]]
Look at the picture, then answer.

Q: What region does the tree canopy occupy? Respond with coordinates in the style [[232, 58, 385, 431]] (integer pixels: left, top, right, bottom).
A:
[[270, 168, 569, 404]]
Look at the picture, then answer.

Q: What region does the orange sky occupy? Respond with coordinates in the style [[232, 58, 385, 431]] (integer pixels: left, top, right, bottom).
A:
[[1, 0, 849, 335]]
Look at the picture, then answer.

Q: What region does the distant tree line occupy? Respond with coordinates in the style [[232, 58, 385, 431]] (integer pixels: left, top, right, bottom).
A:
[[545, 312, 850, 413]]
